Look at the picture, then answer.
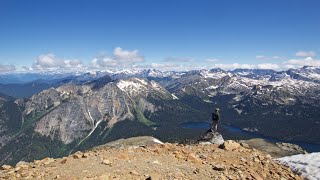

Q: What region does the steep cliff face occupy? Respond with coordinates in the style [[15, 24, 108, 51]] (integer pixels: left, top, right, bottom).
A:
[[30, 77, 176, 144], [33, 82, 135, 144]]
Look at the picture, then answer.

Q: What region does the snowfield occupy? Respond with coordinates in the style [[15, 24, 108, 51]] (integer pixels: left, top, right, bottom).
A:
[[276, 153, 320, 180]]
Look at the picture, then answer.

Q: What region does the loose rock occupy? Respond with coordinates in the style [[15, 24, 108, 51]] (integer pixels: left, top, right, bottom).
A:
[[220, 140, 240, 151], [1, 165, 12, 170], [129, 170, 139, 176], [212, 164, 226, 171], [102, 159, 112, 166]]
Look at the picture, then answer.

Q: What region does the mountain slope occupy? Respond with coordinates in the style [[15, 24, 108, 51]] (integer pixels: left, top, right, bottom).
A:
[[0, 93, 21, 149], [0, 76, 208, 165]]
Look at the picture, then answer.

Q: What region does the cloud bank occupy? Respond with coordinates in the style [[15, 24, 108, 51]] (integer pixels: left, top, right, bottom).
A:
[[91, 47, 144, 68], [205, 58, 220, 63], [0, 64, 16, 73], [256, 55, 281, 60], [33, 54, 84, 70], [164, 57, 194, 63], [284, 57, 320, 67], [1, 48, 320, 73], [212, 63, 280, 70], [295, 51, 316, 57]]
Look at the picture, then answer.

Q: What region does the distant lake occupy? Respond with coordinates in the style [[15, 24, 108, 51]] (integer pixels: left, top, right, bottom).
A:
[[181, 121, 320, 153]]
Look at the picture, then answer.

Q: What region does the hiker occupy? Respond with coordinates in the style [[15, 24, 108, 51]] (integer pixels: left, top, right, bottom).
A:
[[211, 107, 220, 132]]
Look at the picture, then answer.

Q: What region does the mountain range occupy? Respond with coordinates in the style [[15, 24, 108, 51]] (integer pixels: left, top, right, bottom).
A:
[[0, 66, 319, 165]]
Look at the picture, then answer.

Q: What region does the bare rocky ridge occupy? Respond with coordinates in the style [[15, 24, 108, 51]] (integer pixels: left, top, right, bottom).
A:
[[0, 138, 302, 180]]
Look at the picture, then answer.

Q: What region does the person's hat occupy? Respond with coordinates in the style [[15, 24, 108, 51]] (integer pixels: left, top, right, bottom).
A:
[[215, 107, 220, 111]]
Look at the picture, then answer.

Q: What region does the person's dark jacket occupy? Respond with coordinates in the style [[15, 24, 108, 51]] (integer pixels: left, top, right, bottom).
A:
[[212, 112, 220, 122]]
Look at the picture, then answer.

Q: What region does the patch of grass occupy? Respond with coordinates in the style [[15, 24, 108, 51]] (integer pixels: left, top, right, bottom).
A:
[[135, 107, 157, 126]]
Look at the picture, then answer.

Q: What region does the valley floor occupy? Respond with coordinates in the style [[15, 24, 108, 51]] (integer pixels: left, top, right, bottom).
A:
[[0, 141, 301, 180]]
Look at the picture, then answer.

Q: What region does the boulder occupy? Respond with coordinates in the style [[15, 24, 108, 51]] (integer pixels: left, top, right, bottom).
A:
[[1, 165, 12, 170], [199, 130, 224, 145], [220, 140, 240, 151]]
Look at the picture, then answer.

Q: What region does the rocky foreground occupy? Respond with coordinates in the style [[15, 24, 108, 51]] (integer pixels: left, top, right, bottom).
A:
[[0, 137, 302, 180]]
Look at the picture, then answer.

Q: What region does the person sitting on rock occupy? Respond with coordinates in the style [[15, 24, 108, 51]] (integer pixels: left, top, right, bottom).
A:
[[211, 107, 220, 132]]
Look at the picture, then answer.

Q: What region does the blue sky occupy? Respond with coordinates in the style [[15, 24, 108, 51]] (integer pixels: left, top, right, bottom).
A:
[[0, 0, 320, 72]]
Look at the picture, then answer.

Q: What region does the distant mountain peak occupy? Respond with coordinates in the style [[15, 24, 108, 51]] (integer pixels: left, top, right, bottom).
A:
[[89, 75, 113, 90]]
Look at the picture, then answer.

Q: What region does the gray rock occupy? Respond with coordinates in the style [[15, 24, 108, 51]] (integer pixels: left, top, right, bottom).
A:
[[199, 130, 224, 145]]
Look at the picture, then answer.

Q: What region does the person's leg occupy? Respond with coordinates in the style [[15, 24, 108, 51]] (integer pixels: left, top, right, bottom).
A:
[[211, 123, 215, 132], [211, 121, 217, 132]]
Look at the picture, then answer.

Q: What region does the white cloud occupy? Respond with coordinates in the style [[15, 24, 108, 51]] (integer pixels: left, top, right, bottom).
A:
[[33, 54, 84, 70], [205, 58, 219, 63], [0, 64, 16, 73], [35, 54, 62, 68], [211, 63, 280, 70], [295, 51, 316, 57], [91, 57, 117, 68], [91, 47, 145, 68], [256, 55, 281, 60], [21, 66, 33, 71], [164, 57, 194, 62], [212, 63, 255, 70], [256, 63, 280, 69], [114, 47, 144, 63], [284, 57, 320, 67], [64, 59, 82, 67], [145, 63, 207, 71], [283, 64, 296, 69], [256, 55, 266, 60]]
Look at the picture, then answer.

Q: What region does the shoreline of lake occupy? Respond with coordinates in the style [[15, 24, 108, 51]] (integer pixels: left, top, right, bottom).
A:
[[180, 121, 320, 153]]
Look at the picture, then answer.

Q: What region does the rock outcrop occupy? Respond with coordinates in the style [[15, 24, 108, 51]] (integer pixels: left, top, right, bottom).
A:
[[198, 130, 224, 145]]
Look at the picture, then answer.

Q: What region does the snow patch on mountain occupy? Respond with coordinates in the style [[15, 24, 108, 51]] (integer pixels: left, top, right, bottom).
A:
[[116, 79, 145, 93], [206, 85, 219, 90], [152, 138, 164, 144], [135, 78, 148, 85], [200, 70, 230, 79], [277, 153, 320, 180], [171, 94, 179, 99], [234, 108, 242, 114], [150, 81, 162, 91]]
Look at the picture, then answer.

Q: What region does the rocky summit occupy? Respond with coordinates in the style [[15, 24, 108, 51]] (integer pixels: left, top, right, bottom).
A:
[[0, 137, 302, 180]]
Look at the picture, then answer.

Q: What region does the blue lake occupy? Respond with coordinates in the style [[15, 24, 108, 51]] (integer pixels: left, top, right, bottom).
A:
[[181, 121, 320, 153]]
